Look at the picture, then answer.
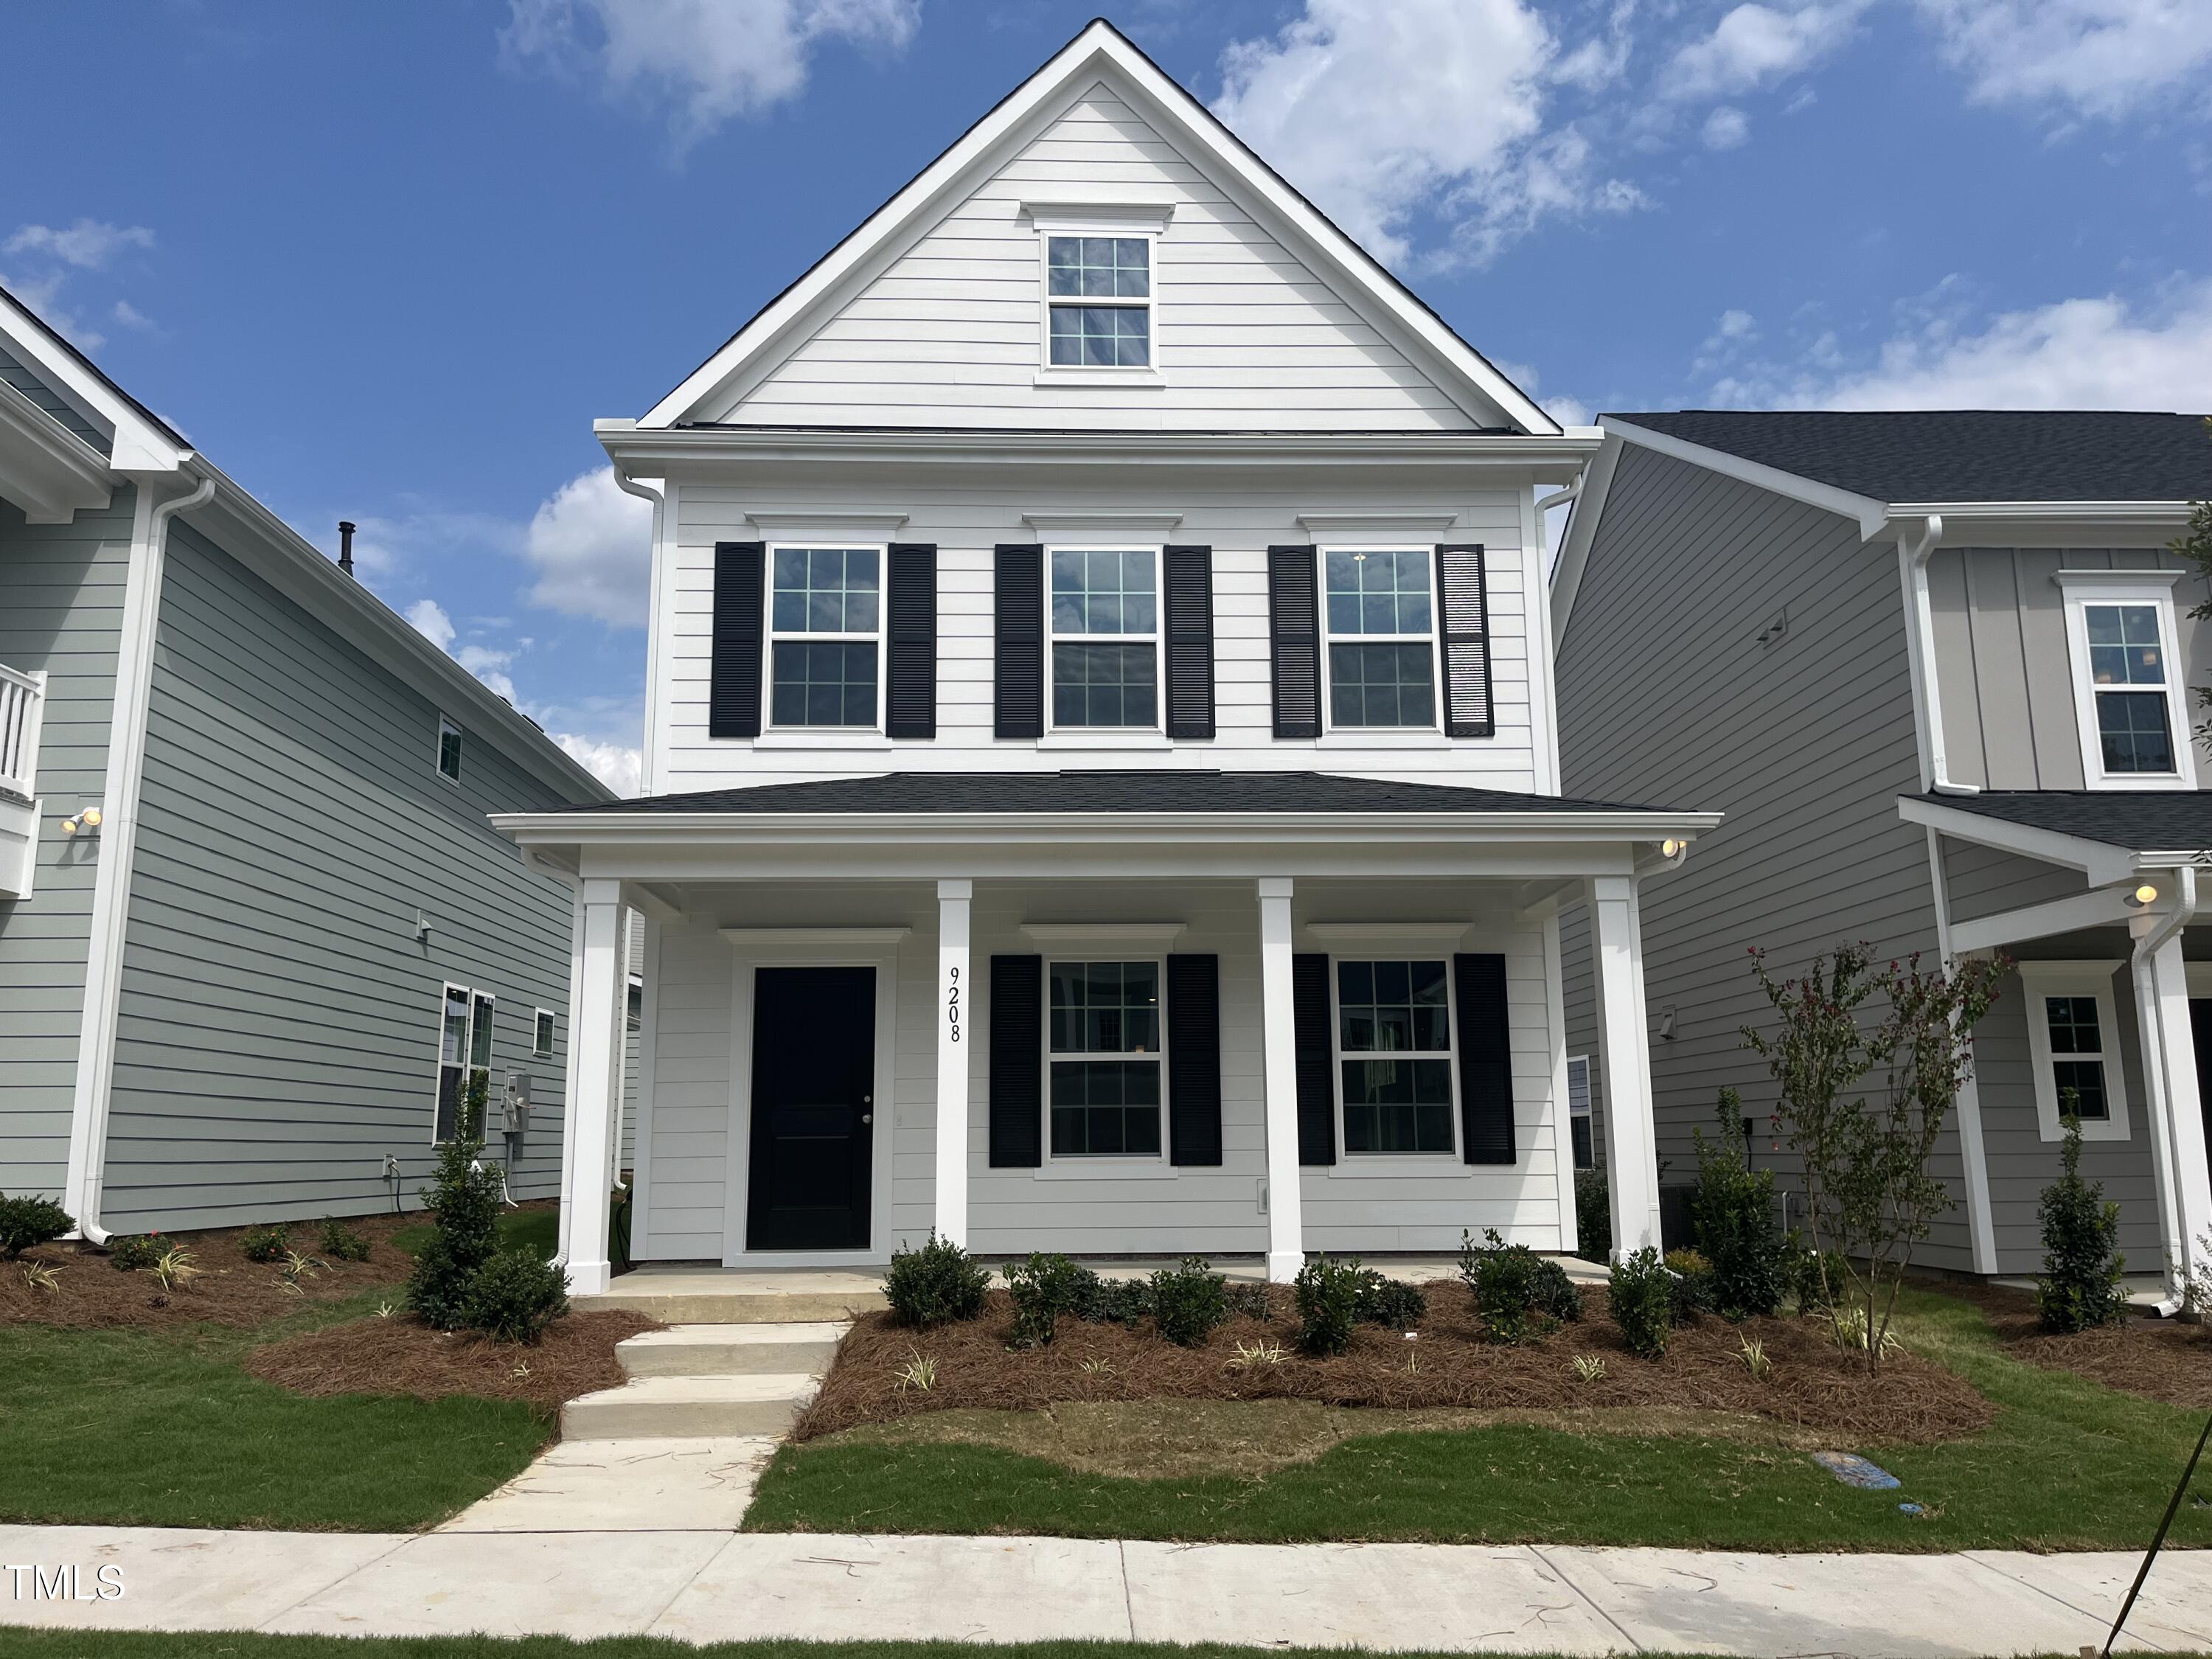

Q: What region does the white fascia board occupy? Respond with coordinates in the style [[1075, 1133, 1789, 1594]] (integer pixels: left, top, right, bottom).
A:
[[637, 21, 1556, 437], [0, 377, 114, 523], [1548, 430, 1621, 647], [0, 288, 185, 477], [1896, 794, 2136, 885], [1885, 500, 2194, 549], [184, 464, 613, 804], [1602, 417, 1888, 534]]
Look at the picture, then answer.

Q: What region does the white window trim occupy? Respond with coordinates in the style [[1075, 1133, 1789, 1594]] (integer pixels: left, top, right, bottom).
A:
[[1566, 1054, 1594, 1172], [1316, 545, 1444, 736], [1041, 955, 1171, 1170], [435, 715, 462, 785], [1034, 220, 1161, 380], [431, 984, 495, 1145], [1328, 953, 1463, 1165], [2055, 571, 2196, 792], [532, 1006, 555, 1058], [762, 541, 887, 735], [2018, 960, 2132, 1143], [1045, 543, 1164, 736]]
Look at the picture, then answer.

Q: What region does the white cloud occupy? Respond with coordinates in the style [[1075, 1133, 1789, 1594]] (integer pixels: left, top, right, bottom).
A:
[[503, 0, 921, 147], [521, 466, 655, 629], [557, 734, 644, 797], [111, 299, 154, 330], [1660, 2, 1872, 100], [1212, 0, 1644, 271], [405, 598, 456, 651], [1705, 279, 2212, 410], [1911, 0, 2212, 119], [3, 219, 155, 270], [1702, 105, 1752, 148]]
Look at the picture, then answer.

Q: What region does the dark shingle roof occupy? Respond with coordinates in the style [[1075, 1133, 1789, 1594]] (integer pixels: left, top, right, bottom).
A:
[[564, 770, 1678, 816], [1913, 790, 2212, 852], [1608, 410, 2212, 505]]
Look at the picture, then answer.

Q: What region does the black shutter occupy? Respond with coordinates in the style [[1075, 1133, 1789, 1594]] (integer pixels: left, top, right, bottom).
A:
[[1453, 952, 1515, 1164], [988, 953, 1043, 1166], [994, 543, 1045, 739], [1435, 544, 1495, 739], [1293, 951, 1335, 1165], [709, 541, 765, 739], [886, 542, 937, 740], [1163, 544, 1215, 740], [1166, 953, 1222, 1166], [1267, 545, 1321, 739]]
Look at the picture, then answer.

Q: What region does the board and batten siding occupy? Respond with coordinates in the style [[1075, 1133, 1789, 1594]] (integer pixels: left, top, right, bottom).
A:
[[97, 520, 580, 1231], [1927, 546, 2211, 791], [636, 878, 1571, 1262], [709, 81, 1488, 432], [1554, 442, 1967, 1267], [0, 489, 133, 1200], [658, 479, 1539, 793]]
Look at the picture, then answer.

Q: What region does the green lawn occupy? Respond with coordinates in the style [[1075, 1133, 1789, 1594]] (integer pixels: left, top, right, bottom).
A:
[[745, 1288, 2212, 1551], [0, 1641, 1684, 1659]]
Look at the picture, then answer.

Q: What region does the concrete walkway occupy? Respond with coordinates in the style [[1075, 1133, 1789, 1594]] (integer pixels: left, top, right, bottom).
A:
[[2, 1524, 2208, 1654]]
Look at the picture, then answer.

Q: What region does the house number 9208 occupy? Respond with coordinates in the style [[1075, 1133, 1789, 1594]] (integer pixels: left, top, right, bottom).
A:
[[946, 964, 961, 1043]]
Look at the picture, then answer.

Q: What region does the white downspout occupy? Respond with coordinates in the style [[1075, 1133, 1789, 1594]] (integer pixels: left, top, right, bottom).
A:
[[61, 465, 215, 1244], [2132, 866, 2198, 1315], [611, 471, 664, 797], [1894, 513, 1975, 795]]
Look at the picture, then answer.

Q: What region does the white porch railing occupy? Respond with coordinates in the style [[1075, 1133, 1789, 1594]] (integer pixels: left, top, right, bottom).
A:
[[0, 662, 41, 801]]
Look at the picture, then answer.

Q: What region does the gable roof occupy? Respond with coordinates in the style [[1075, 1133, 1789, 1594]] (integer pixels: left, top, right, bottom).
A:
[[1905, 788, 2212, 855], [638, 18, 1558, 437], [1608, 409, 2212, 506]]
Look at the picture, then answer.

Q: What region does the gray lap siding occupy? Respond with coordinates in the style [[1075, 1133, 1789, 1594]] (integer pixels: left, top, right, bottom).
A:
[[98, 521, 578, 1231], [0, 490, 134, 1200]]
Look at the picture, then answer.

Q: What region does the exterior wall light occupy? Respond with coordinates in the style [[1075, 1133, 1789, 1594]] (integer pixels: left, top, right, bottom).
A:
[[1660, 838, 1686, 858], [60, 805, 103, 837], [2127, 883, 2160, 908]]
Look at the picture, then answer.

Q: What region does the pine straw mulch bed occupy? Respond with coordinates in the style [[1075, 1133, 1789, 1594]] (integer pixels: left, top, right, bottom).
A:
[[796, 1282, 1994, 1447], [243, 1308, 659, 1416], [1952, 1279, 2212, 1411], [0, 1207, 444, 1330]]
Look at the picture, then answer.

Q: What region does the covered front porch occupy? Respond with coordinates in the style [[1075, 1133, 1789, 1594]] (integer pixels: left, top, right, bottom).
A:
[[499, 772, 1716, 1295]]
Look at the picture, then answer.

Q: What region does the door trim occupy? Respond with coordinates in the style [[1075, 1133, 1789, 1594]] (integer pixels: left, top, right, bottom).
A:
[[723, 933, 901, 1267]]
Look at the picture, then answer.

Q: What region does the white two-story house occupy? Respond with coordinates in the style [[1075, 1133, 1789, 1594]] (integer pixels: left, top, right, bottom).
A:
[[498, 20, 1714, 1293]]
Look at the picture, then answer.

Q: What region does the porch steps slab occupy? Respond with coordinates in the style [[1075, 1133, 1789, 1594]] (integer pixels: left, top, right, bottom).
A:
[[616, 1324, 846, 1378], [562, 1373, 818, 1441], [580, 1268, 887, 1325]]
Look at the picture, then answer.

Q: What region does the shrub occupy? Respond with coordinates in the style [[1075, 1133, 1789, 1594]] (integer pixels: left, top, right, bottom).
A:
[[406, 1083, 504, 1331], [1075, 1273, 1153, 1326], [319, 1218, 372, 1263], [1004, 1251, 1088, 1348], [1529, 1256, 1583, 1323], [1225, 1281, 1273, 1323], [1609, 1245, 1674, 1359], [465, 1248, 570, 1343], [1691, 1091, 1792, 1319], [1150, 1256, 1228, 1347], [1794, 1248, 1848, 1315], [1293, 1254, 1365, 1354], [107, 1234, 160, 1272], [240, 1223, 291, 1265], [1357, 1272, 1427, 1331], [1459, 1227, 1559, 1345], [1573, 1168, 1612, 1264], [2035, 1114, 2129, 1335], [1663, 1247, 1715, 1321], [0, 1194, 74, 1258], [883, 1231, 990, 1328]]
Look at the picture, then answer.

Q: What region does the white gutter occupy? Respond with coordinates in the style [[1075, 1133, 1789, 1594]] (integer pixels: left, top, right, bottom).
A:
[[61, 465, 215, 1244], [2132, 865, 2199, 1316], [1891, 514, 1978, 796]]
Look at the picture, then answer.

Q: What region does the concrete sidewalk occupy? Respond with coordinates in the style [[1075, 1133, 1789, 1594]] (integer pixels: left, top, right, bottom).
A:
[[1, 1525, 2209, 1655]]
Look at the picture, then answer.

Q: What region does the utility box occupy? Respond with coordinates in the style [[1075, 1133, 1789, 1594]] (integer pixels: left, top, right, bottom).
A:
[[498, 1071, 532, 1138]]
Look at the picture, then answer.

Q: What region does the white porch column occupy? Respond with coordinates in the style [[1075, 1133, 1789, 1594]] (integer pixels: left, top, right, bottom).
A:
[[1257, 877, 1304, 1281], [934, 879, 973, 1246], [1590, 874, 1663, 1258], [563, 876, 625, 1296], [2134, 932, 2212, 1300]]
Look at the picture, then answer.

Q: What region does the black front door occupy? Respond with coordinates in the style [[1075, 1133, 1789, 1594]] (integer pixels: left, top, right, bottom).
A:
[[2191, 999, 2212, 1206], [747, 966, 875, 1251]]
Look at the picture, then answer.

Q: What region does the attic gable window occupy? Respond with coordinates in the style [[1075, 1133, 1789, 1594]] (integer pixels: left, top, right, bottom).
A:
[[1046, 236, 1150, 367]]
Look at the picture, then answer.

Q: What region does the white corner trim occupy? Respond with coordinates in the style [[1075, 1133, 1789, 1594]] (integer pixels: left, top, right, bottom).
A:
[[1019, 921, 1186, 946], [719, 926, 912, 947], [1303, 922, 1471, 942], [1549, 434, 1621, 647], [2017, 959, 2134, 1143], [2051, 568, 2183, 589], [1021, 509, 1183, 538], [744, 510, 910, 540], [1295, 511, 1461, 539]]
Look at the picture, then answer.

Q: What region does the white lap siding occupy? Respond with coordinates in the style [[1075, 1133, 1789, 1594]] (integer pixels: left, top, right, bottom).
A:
[[633, 879, 1571, 1262]]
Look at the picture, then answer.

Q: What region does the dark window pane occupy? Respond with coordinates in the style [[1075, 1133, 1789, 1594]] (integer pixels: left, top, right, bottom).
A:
[[771, 641, 877, 728], [1338, 960, 1451, 1057], [1049, 1059, 1162, 1155], [1341, 1057, 1454, 1153], [1048, 303, 1150, 367], [2098, 690, 2173, 773], [2053, 1058, 2110, 1120], [1329, 643, 1436, 728], [771, 546, 880, 635], [1324, 546, 1431, 636], [1053, 642, 1157, 728]]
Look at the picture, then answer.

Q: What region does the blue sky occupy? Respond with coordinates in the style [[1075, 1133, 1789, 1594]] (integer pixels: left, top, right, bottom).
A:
[[4, 0, 2208, 792]]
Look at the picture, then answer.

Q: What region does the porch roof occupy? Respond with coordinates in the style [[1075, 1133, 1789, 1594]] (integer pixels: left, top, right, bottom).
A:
[[1907, 789, 2212, 854], [549, 770, 1681, 818]]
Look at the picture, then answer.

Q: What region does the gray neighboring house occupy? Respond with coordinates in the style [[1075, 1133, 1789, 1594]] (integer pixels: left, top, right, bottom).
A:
[[1553, 408, 2212, 1303], [0, 282, 613, 1238]]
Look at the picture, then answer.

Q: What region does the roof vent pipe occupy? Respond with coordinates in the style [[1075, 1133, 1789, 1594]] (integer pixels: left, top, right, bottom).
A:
[[338, 521, 355, 577]]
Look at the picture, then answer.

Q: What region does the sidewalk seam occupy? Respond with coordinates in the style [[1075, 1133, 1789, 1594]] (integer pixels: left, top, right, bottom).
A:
[[1116, 1539, 1138, 1641], [248, 1534, 414, 1633], [639, 1528, 744, 1636], [1958, 1551, 2138, 1641], [1526, 1545, 1645, 1655]]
